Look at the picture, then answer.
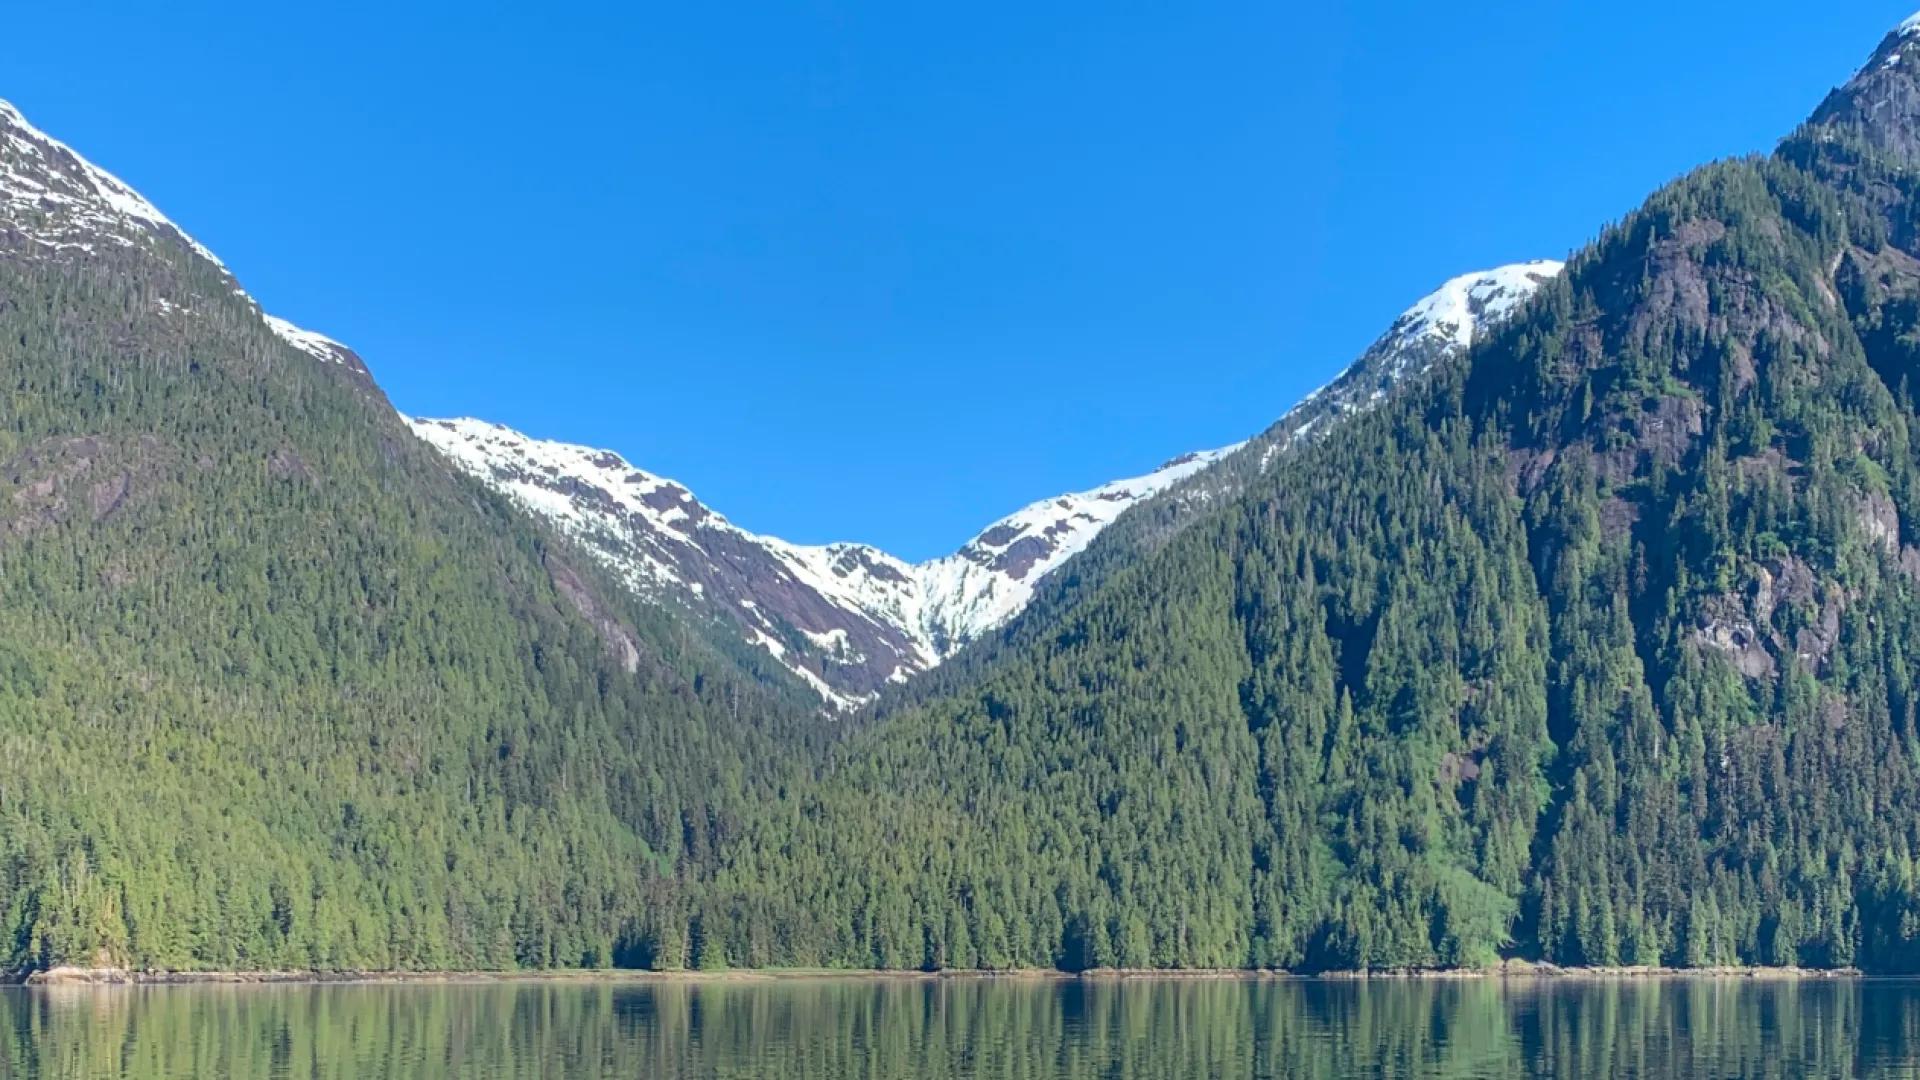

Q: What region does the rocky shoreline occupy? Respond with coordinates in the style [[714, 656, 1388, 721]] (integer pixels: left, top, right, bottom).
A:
[[12, 960, 1866, 987]]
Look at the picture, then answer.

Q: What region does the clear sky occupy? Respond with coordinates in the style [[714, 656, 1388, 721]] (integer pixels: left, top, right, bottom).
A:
[[4, 3, 1909, 559]]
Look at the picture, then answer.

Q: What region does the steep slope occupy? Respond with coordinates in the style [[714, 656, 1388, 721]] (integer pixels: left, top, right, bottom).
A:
[[411, 263, 1557, 707], [887, 260, 1562, 713], [409, 418, 1233, 705], [673, 15, 1920, 974], [0, 99, 813, 975], [0, 102, 224, 266]]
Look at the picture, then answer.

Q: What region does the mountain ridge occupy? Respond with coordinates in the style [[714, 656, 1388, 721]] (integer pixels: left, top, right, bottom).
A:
[[408, 417, 1239, 706], [875, 260, 1565, 715], [411, 260, 1562, 706], [10, 5, 1920, 978], [0, 92, 1562, 710], [656, 8, 1920, 974], [0, 91, 827, 975]]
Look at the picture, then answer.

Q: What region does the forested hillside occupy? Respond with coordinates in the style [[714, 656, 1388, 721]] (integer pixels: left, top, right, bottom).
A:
[[0, 108, 821, 975], [18, 15, 1920, 981], [670, 21, 1920, 973], [884, 262, 1560, 720]]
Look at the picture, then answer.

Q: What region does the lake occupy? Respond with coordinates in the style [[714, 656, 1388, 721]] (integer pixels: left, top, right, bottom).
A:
[[1, 976, 1915, 1078]]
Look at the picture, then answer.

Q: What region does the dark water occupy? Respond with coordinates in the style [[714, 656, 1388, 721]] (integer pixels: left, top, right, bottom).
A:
[[3, 977, 1919, 1078]]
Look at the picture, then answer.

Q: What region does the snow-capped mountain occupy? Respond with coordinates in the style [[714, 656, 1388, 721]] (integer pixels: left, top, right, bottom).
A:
[[912, 449, 1235, 652], [1257, 261, 1565, 465], [0, 100, 225, 268], [0, 99, 374, 384], [409, 417, 1236, 706], [411, 261, 1563, 707], [0, 94, 1561, 709], [995, 260, 1568, 629]]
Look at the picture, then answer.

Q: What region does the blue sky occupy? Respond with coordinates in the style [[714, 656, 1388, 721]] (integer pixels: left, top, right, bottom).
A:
[[5, 3, 1909, 559]]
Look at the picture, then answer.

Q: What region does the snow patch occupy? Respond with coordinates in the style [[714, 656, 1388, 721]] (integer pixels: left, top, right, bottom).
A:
[[406, 260, 1564, 707], [1390, 260, 1564, 354], [408, 415, 1243, 701], [0, 98, 225, 268], [912, 444, 1242, 644], [265, 315, 353, 365]]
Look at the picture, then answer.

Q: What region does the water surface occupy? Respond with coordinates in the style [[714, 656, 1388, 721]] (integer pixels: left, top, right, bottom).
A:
[[2, 976, 1915, 1078]]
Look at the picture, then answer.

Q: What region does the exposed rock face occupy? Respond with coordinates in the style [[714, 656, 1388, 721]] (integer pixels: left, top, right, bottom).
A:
[[23, 966, 133, 986], [1693, 555, 1854, 682], [1811, 17, 1920, 164], [0, 99, 380, 396], [1860, 491, 1904, 554], [410, 263, 1565, 708], [408, 417, 1236, 707], [1, 436, 165, 539], [1696, 595, 1777, 681], [547, 557, 643, 675]]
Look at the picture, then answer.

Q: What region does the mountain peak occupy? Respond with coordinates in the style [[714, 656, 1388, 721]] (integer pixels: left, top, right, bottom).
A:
[[0, 97, 378, 387], [1267, 259, 1564, 449], [409, 260, 1559, 708], [1809, 14, 1920, 160], [1388, 260, 1566, 354], [0, 98, 225, 268]]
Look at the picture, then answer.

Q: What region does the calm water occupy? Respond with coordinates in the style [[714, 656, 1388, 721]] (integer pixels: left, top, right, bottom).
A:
[[3, 977, 1919, 1078]]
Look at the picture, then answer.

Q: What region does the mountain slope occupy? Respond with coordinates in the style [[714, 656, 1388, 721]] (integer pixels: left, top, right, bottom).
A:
[[884, 260, 1562, 713], [670, 14, 1920, 974], [411, 262, 1558, 707], [0, 98, 813, 975], [409, 418, 1235, 705]]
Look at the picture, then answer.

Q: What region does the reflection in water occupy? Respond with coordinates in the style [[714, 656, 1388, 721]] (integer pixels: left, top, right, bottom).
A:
[[0, 977, 1915, 1079]]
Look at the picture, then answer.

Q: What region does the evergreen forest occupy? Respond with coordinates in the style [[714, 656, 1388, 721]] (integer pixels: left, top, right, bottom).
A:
[[11, 18, 1920, 978]]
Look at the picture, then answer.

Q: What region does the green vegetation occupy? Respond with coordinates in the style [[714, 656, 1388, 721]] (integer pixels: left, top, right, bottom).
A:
[[15, 38, 1920, 979], [674, 125, 1920, 973], [0, 243, 820, 974]]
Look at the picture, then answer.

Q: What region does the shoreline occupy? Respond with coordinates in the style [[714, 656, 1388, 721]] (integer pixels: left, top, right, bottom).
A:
[[12, 960, 1868, 988]]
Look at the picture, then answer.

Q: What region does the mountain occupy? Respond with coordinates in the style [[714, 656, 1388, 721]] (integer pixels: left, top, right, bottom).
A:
[[663, 13, 1920, 974], [22, 2, 1920, 982], [1810, 12, 1920, 159], [0, 97, 814, 975], [409, 262, 1559, 707], [1060, 262, 1566, 604], [407, 419, 1234, 706], [881, 261, 1561, 714]]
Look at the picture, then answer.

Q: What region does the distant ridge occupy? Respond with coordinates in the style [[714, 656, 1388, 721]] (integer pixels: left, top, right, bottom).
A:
[[411, 260, 1561, 705]]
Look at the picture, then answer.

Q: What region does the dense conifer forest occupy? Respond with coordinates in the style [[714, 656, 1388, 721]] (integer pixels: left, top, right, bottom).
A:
[[0, 236, 825, 974], [14, 21, 1920, 977], [672, 37, 1920, 973]]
